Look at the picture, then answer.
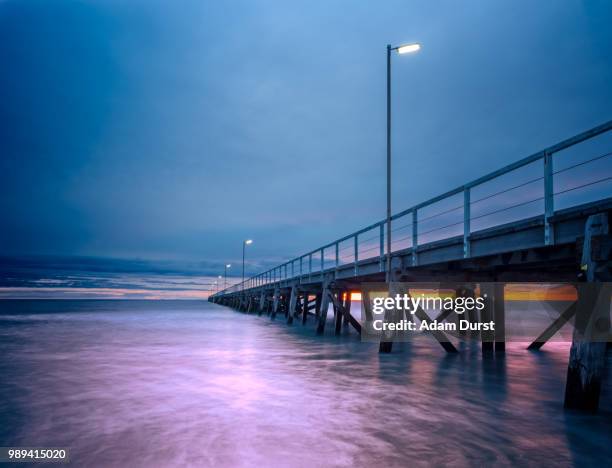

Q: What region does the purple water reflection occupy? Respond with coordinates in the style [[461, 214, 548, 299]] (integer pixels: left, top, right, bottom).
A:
[[0, 300, 610, 466]]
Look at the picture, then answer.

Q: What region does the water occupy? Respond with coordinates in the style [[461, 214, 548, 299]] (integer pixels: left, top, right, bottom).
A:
[[0, 300, 610, 467]]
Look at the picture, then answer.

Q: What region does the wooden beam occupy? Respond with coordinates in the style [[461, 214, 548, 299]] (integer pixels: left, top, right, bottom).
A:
[[329, 290, 361, 334], [527, 302, 577, 350], [413, 306, 458, 353]]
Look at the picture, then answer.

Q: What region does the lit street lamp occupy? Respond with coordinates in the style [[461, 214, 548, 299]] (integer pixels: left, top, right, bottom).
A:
[[224, 264, 231, 290], [386, 42, 420, 283], [242, 239, 253, 290]]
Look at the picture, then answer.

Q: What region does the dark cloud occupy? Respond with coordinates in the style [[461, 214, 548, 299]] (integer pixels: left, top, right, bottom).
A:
[[1, 0, 611, 278]]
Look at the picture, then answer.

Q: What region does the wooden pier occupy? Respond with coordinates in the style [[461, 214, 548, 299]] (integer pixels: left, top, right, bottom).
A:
[[210, 121, 612, 412]]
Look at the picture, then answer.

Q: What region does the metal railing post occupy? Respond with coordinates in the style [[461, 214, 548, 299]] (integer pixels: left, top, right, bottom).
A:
[[320, 249, 324, 274], [354, 234, 359, 276], [309, 254, 312, 281], [335, 243, 339, 269], [334, 243, 339, 279], [463, 188, 471, 258], [544, 151, 554, 245], [412, 210, 418, 266], [379, 223, 385, 272]]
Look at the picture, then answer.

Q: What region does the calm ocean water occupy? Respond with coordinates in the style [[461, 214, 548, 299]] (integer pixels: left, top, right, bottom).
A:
[[0, 300, 610, 467]]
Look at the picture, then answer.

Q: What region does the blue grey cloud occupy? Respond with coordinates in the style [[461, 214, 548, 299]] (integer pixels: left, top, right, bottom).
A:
[[1, 0, 611, 277]]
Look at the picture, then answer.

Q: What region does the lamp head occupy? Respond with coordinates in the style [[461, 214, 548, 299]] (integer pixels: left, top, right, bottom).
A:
[[396, 43, 421, 54]]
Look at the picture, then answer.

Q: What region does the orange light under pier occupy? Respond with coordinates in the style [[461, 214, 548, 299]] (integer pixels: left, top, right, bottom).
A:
[[345, 286, 577, 303]]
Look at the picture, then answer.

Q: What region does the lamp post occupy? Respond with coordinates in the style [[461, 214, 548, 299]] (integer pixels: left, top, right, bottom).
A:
[[224, 264, 231, 290], [386, 42, 421, 283], [242, 239, 253, 290]]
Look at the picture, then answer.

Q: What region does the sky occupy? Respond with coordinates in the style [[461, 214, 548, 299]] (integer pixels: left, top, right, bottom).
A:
[[1, 0, 611, 288]]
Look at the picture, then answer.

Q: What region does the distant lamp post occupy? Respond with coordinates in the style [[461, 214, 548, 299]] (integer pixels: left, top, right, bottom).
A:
[[385, 42, 421, 283], [224, 264, 231, 290], [242, 239, 253, 290], [214, 280, 218, 294]]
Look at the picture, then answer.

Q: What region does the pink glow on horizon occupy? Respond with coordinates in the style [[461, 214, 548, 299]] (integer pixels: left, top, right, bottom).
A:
[[0, 287, 212, 300]]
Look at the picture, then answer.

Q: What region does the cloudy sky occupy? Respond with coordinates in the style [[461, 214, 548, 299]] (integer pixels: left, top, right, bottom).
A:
[[1, 0, 611, 283]]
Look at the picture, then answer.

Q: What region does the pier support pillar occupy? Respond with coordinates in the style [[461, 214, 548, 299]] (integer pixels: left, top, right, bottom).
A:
[[302, 293, 309, 324], [379, 281, 399, 353], [494, 283, 506, 353], [258, 290, 265, 316], [361, 290, 373, 322], [271, 288, 280, 320], [287, 286, 298, 325], [314, 293, 322, 318], [343, 292, 352, 329], [564, 213, 611, 412], [480, 283, 495, 354], [316, 279, 332, 335], [564, 283, 610, 411], [454, 286, 476, 339], [334, 291, 344, 335]]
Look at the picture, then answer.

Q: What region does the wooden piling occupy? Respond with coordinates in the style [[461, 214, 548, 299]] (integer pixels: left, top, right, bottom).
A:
[[527, 301, 577, 350], [564, 212, 611, 412], [379, 280, 400, 353], [301, 294, 309, 324], [334, 292, 343, 335], [494, 283, 505, 352], [314, 293, 323, 318], [271, 288, 280, 320], [480, 283, 495, 353], [564, 283, 610, 411], [287, 286, 298, 325], [258, 290, 266, 316], [361, 290, 373, 322], [316, 279, 332, 335], [343, 292, 352, 329]]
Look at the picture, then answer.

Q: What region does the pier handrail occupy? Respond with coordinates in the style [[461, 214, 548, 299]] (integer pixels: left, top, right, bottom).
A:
[[213, 120, 612, 296]]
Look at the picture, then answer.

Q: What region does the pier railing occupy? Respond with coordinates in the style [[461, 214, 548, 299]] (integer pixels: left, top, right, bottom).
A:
[[213, 120, 612, 296]]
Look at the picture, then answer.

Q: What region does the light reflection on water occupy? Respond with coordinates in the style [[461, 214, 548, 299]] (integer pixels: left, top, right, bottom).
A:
[[0, 300, 610, 467]]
